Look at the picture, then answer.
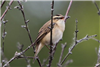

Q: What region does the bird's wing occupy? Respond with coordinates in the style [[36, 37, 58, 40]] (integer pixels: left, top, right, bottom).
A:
[[35, 20, 55, 45]]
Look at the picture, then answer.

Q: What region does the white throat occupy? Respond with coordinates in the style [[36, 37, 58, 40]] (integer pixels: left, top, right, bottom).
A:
[[57, 20, 65, 32]]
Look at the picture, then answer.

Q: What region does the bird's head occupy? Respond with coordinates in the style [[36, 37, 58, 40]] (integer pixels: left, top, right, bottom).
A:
[[53, 14, 64, 20]]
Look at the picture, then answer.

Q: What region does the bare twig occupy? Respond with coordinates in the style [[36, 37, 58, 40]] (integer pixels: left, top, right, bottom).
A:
[[61, 19, 78, 65], [2, 19, 8, 53], [1, 48, 10, 67], [1, 18, 8, 67], [3, 51, 19, 67], [95, 46, 100, 67], [58, 43, 67, 67], [77, 34, 97, 43], [17, 42, 31, 66], [93, 1, 100, 15], [64, 0, 72, 22], [92, 38, 100, 43], [41, 56, 49, 67], [62, 59, 73, 67], [61, 19, 97, 65], [3, 46, 36, 67], [0, 0, 6, 8], [16, 1, 41, 66], [47, 42, 59, 67], [95, 63, 100, 67], [3, 52, 33, 67], [17, 1, 33, 46], [0, 0, 14, 20], [97, 46, 100, 64], [48, 0, 54, 67]]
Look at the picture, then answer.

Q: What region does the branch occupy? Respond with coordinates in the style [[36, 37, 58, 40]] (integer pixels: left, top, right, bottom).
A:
[[0, 0, 14, 20], [92, 38, 100, 43], [1, 14, 8, 67], [3, 52, 18, 67], [62, 59, 73, 67], [0, 0, 6, 8], [61, 19, 97, 65], [17, 42, 31, 67], [1, 48, 10, 67], [57, 43, 67, 67], [95, 63, 100, 67], [48, 0, 54, 67], [93, 1, 100, 15], [41, 56, 49, 67], [95, 46, 100, 67], [15, 1, 41, 66], [16, 1, 33, 46], [64, 0, 72, 22]]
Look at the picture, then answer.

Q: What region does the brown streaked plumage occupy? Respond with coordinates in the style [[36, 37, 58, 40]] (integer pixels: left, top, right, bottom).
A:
[[33, 14, 66, 62]]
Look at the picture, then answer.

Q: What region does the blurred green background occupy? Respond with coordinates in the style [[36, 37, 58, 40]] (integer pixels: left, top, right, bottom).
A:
[[1, 1, 100, 67]]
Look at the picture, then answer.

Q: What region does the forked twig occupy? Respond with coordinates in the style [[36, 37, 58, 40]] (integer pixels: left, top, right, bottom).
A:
[[58, 43, 67, 67], [0, 0, 6, 8], [93, 1, 100, 15], [61, 19, 97, 65], [16, 1, 41, 67], [0, 0, 14, 20]]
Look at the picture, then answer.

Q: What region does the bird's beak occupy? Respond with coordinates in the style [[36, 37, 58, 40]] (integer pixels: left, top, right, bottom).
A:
[[64, 16, 70, 22]]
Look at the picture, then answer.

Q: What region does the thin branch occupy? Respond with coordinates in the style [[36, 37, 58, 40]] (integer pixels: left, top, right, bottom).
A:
[[92, 38, 100, 43], [2, 19, 8, 53], [17, 1, 33, 46], [17, 42, 31, 66], [64, 0, 72, 22], [58, 43, 67, 67], [97, 46, 100, 64], [1, 17, 8, 67], [62, 59, 73, 67], [47, 42, 59, 67], [1, 48, 10, 67], [3, 51, 18, 67], [95, 46, 100, 67], [41, 56, 49, 67], [16, 1, 41, 66], [61, 19, 97, 65], [2, 26, 41, 66], [0, 0, 14, 21], [95, 63, 100, 67], [93, 1, 100, 15], [61, 19, 78, 65], [3, 46, 35, 67], [0, 0, 6, 8], [48, 0, 54, 67]]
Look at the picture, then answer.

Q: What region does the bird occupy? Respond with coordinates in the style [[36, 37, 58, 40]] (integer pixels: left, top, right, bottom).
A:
[[33, 14, 69, 62]]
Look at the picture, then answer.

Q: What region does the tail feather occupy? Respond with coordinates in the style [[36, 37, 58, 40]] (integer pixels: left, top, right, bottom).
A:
[[33, 43, 44, 63]]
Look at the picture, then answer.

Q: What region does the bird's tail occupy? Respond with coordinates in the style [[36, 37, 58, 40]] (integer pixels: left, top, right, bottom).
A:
[[33, 43, 44, 63]]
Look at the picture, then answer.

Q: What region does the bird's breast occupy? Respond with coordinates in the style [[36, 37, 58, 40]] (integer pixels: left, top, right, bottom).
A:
[[42, 25, 64, 45]]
